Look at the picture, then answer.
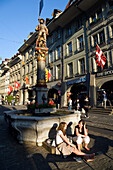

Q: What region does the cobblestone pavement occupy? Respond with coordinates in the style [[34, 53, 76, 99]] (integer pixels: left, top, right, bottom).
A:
[[0, 105, 113, 170]]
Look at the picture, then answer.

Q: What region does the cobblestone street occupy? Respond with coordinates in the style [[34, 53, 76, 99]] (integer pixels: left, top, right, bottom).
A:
[[0, 105, 113, 170]]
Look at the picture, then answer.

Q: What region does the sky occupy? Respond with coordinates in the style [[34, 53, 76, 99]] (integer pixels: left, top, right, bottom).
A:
[[0, 0, 69, 63]]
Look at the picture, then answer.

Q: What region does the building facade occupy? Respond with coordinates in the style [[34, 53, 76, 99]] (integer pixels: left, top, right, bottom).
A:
[[1, 0, 113, 108], [46, 0, 113, 107]]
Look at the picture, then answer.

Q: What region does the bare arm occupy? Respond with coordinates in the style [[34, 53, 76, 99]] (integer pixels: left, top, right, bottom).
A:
[[60, 133, 76, 148], [75, 128, 85, 137], [84, 125, 88, 136]]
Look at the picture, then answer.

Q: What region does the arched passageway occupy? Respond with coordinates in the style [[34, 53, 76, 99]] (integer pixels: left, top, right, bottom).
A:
[[101, 80, 113, 105], [70, 84, 87, 106]]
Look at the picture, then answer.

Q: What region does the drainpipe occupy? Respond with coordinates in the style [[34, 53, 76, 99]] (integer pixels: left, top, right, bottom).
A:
[[83, 17, 90, 98], [61, 27, 64, 108]]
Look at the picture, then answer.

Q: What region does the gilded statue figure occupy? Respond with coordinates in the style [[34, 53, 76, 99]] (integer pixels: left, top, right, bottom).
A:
[[35, 18, 48, 48]]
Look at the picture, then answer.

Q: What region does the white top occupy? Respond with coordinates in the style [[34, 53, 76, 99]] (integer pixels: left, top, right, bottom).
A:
[[56, 130, 64, 145], [69, 99, 72, 106]]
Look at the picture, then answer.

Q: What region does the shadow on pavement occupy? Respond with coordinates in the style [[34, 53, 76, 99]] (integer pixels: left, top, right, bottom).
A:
[[89, 134, 113, 159], [32, 153, 52, 170]]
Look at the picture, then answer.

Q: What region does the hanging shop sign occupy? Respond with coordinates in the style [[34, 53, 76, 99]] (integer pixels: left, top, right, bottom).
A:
[[67, 76, 86, 86], [96, 70, 113, 77]]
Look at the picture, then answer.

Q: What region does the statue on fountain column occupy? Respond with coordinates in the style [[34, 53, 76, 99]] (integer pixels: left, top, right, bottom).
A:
[[35, 18, 48, 48]]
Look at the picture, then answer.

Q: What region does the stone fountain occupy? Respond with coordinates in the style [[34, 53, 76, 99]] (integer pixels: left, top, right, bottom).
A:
[[4, 18, 81, 146]]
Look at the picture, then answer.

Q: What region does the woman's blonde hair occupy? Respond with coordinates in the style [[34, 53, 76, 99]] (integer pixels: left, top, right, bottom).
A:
[[58, 122, 67, 135]]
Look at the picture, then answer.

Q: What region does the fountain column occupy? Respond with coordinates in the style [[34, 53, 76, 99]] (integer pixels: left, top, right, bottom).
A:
[[35, 18, 48, 105]]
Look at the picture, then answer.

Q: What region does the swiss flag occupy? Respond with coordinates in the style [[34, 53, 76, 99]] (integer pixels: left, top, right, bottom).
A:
[[7, 85, 13, 95], [96, 44, 106, 69], [15, 81, 20, 89]]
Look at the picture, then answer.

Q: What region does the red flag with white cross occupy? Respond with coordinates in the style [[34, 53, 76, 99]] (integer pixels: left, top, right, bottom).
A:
[[15, 81, 20, 89], [96, 44, 106, 69], [7, 85, 13, 95]]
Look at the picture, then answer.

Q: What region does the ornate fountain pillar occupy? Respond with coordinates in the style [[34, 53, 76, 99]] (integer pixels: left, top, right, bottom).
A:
[[35, 18, 48, 105]]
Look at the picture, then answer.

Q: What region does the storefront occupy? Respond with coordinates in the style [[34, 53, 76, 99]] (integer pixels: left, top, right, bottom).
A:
[[66, 76, 87, 106], [94, 70, 113, 106]]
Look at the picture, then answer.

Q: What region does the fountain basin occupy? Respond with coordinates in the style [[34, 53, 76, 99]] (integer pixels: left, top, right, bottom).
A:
[[4, 110, 81, 146], [35, 107, 56, 114]]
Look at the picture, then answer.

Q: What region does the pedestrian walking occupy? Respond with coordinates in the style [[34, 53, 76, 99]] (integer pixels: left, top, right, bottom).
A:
[[84, 96, 89, 118], [102, 91, 112, 109], [68, 98, 72, 110]]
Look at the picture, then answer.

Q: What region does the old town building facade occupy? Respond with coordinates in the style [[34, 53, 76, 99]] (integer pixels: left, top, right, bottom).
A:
[[1, 0, 113, 107]]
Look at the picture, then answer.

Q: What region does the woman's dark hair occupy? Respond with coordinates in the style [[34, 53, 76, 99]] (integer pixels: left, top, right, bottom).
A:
[[78, 119, 86, 125]]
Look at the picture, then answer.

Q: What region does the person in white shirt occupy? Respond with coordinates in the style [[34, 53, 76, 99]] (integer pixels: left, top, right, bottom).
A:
[[56, 122, 95, 162], [68, 98, 72, 110]]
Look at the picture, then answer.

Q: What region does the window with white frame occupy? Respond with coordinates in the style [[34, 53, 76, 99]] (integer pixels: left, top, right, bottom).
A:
[[26, 52, 28, 60], [67, 62, 73, 77], [56, 65, 60, 79], [92, 29, 105, 47], [56, 46, 61, 60], [31, 76, 33, 85], [67, 42, 72, 56], [49, 51, 53, 63], [27, 64, 29, 73], [77, 35, 84, 51], [109, 51, 112, 67], [93, 34, 98, 46], [78, 58, 85, 74], [23, 67, 25, 76], [99, 30, 105, 44], [109, 25, 113, 38]]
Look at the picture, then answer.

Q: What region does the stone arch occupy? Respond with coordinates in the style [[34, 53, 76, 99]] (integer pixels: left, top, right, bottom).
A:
[[96, 76, 113, 90]]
